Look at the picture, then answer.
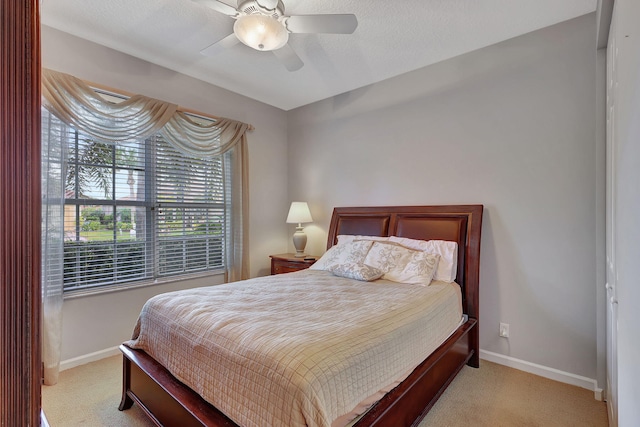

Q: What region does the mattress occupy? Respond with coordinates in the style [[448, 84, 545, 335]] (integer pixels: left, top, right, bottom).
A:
[[125, 269, 463, 427]]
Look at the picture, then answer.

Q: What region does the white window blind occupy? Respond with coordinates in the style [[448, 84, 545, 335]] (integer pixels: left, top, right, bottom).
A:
[[154, 134, 226, 277], [42, 108, 227, 293]]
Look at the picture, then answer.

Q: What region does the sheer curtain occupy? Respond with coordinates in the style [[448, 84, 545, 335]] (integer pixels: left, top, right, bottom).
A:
[[41, 109, 67, 386], [41, 68, 250, 384]]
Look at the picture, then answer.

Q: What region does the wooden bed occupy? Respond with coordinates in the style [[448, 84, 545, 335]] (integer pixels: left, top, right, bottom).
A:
[[119, 204, 483, 427]]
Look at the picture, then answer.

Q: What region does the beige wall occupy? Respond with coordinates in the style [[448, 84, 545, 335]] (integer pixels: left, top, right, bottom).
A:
[[287, 14, 600, 381], [42, 26, 290, 361]]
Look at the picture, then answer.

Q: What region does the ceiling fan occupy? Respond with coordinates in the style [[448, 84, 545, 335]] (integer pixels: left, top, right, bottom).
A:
[[193, 0, 358, 71]]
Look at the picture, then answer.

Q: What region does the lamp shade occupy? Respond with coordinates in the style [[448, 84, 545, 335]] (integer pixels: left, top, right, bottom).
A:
[[234, 14, 289, 51], [286, 202, 313, 224]]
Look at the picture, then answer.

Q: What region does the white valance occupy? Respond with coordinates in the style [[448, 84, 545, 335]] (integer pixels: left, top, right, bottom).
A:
[[41, 68, 250, 157], [162, 111, 249, 158]]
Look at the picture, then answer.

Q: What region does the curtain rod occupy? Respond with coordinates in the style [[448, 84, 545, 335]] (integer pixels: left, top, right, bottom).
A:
[[80, 77, 255, 132]]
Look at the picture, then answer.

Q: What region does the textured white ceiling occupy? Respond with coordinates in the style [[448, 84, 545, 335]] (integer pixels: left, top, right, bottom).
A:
[[41, 0, 596, 111]]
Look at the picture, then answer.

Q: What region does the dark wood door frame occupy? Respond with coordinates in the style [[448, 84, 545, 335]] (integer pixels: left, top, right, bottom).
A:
[[1, 1, 42, 426]]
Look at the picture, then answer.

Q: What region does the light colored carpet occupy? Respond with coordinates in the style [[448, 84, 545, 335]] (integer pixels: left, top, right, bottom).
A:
[[42, 356, 608, 426]]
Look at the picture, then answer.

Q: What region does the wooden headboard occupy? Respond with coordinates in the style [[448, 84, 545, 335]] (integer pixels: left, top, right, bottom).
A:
[[326, 205, 483, 319]]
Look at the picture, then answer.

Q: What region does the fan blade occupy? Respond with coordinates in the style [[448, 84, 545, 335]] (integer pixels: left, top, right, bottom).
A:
[[285, 14, 358, 34], [255, 0, 279, 10], [272, 44, 304, 71], [200, 33, 239, 56], [192, 0, 238, 17]]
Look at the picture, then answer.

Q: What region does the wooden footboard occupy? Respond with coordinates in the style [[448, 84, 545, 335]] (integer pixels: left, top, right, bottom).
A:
[[119, 344, 237, 427], [356, 319, 477, 426], [120, 318, 477, 427]]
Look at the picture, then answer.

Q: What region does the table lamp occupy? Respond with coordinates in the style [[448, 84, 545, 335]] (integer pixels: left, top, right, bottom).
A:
[[286, 202, 313, 257]]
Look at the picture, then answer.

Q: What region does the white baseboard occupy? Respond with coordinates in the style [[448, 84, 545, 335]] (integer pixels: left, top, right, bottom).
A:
[[59, 346, 121, 372], [480, 350, 603, 401]]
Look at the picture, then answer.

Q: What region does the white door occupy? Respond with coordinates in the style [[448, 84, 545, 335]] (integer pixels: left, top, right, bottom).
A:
[[605, 12, 618, 427]]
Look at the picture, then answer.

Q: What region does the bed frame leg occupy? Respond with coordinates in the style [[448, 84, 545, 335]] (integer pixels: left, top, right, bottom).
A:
[[119, 393, 134, 411], [119, 355, 134, 411], [467, 323, 480, 368], [468, 351, 480, 368]]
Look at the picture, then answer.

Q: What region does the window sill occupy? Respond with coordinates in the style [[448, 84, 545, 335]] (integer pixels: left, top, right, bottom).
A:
[[62, 269, 226, 300]]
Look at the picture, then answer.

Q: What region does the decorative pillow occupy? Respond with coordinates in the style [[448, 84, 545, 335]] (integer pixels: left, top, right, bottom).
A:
[[337, 234, 390, 245], [309, 240, 375, 271], [388, 236, 458, 283], [363, 242, 440, 285], [328, 262, 385, 282]]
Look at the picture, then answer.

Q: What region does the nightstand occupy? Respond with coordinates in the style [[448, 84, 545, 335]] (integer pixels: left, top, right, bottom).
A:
[[270, 253, 318, 275]]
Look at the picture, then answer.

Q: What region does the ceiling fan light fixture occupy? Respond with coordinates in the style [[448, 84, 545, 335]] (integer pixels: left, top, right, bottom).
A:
[[234, 14, 289, 51]]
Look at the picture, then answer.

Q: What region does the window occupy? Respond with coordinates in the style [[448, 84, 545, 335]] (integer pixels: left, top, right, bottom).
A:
[[43, 108, 227, 293], [154, 134, 225, 277]]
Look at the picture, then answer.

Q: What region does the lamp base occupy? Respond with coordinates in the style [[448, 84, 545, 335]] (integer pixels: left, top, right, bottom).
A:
[[292, 226, 307, 258]]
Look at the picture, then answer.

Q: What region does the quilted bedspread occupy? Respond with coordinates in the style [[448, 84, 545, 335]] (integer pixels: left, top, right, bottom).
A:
[[125, 269, 462, 427]]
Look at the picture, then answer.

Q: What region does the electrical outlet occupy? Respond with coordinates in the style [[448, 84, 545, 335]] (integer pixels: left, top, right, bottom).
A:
[[499, 322, 510, 338]]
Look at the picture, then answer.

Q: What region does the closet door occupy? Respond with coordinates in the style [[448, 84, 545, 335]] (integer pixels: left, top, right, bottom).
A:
[[608, 1, 640, 425], [605, 10, 618, 427]]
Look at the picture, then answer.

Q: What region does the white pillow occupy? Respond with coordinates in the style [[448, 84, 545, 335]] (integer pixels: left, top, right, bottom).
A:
[[363, 242, 440, 285], [328, 262, 385, 282], [337, 234, 390, 245], [309, 240, 374, 271], [388, 236, 458, 283]]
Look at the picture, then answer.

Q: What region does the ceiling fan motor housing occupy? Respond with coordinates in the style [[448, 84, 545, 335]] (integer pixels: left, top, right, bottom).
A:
[[237, 0, 286, 19]]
